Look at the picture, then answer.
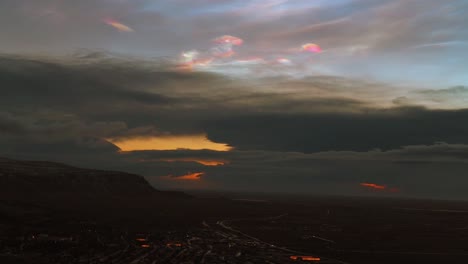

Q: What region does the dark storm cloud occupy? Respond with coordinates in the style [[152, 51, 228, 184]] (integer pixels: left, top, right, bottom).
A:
[[1, 53, 468, 155], [0, 53, 377, 144], [1, 0, 467, 200], [2, 54, 468, 199], [1, 54, 173, 108], [0, 53, 226, 138], [125, 143, 468, 173], [204, 107, 468, 152]]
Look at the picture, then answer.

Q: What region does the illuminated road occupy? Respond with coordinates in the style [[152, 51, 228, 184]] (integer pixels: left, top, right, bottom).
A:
[[210, 214, 350, 264]]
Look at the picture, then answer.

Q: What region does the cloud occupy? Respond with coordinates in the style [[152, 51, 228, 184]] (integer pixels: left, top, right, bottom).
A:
[[0, 0, 467, 84], [1, 53, 468, 199], [416, 86, 468, 104], [122, 144, 468, 199], [360, 183, 386, 190], [2, 53, 468, 156], [103, 18, 134, 32], [205, 107, 468, 152], [163, 172, 205, 181], [392, 86, 468, 109], [1, 0, 467, 200]]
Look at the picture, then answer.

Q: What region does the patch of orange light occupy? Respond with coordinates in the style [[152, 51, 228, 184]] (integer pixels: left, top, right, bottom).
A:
[[166, 243, 182, 247], [141, 244, 151, 248], [290, 256, 321, 261], [136, 238, 147, 242], [360, 182, 386, 190], [110, 134, 232, 152], [103, 18, 133, 32], [178, 172, 204, 181], [161, 172, 204, 181], [301, 43, 322, 53], [159, 159, 228, 166]]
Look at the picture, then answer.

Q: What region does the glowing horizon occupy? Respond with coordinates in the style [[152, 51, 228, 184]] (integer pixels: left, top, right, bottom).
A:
[[162, 172, 205, 181], [110, 135, 232, 152], [158, 159, 228, 166]]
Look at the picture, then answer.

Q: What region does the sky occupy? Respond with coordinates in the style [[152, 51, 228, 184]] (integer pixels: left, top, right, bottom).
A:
[[2, 0, 468, 200]]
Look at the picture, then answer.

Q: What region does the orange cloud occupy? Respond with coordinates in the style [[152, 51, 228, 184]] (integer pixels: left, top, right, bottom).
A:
[[159, 159, 228, 166], [110, 134, 232, 152], [360, 183, 401, 193], [163, 172, 204, 181], [360, 182, 386, 190], [103, 18, 133, 32]]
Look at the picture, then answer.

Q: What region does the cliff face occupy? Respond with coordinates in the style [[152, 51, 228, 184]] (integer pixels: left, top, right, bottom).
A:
[[0, 157, 158, 197], [0, 157, 191, 229]]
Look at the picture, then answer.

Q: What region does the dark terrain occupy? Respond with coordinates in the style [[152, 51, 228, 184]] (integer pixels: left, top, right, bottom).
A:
[[1, 157, 467, 264]]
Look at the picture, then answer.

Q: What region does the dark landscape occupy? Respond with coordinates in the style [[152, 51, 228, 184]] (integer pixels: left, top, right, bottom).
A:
[[2, 158, 467, 264]]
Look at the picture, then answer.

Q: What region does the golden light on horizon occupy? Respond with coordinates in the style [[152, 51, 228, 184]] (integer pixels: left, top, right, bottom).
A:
[[110, 134, 232, 152], [290, 256, 321, 261], [177, 172, 204, 180], [159, 159, 228, 166], [360, 183, 400, 193], [360, 182, 386, 190], [162, 172, 204, 181]]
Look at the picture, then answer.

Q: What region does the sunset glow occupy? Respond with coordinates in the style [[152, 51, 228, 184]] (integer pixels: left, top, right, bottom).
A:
[[159, 159, 228, 166], [162, 172, 204, 181], [3, 0, 468, 262], [360, 183, 386, 190], [290, 256, 321, 261], [110, 135, 232, 152], [3, 0, 467, 202], [177, 172, 204, 180]]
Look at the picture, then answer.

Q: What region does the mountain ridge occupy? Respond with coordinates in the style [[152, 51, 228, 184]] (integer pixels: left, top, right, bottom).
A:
[[0, 157, 189, 198]]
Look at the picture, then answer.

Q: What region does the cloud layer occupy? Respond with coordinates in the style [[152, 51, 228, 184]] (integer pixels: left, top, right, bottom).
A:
[[0, 0, 467, 84], [1, 53, 468, 199]]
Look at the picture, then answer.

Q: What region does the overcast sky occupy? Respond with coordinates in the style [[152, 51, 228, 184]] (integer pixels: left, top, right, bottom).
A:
[[2, 0, 468, 200]]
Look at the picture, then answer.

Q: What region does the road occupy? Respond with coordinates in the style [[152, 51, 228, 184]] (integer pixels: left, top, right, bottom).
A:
[[209, 214, 350, 264]]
